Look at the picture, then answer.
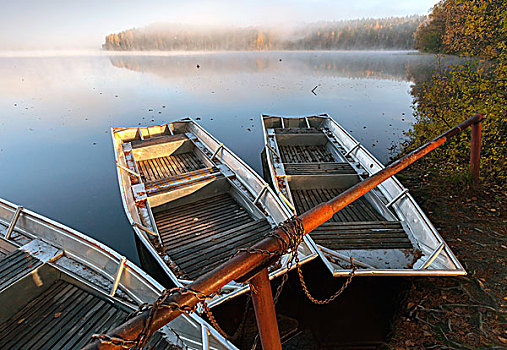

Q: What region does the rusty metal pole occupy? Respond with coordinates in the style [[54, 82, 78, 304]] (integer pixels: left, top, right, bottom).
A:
[[470, 120, 482, 184], [83, 113, 483, 350], [249, 269, 282, 350]]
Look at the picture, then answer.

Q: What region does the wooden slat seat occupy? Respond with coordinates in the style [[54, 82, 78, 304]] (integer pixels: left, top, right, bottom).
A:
[[145, 166, 218, 189], [131, 134, 187, 149], [291, 188, 385, 222], [137, 151, 205, 182], [311, 221, 413, 250], [154, 194, 271, 280], [0, 279, 180, 349], [274, 128, 321, 134], [0, 250, 43, 291], [146, 172, 223, 197], [279, 145, 335, 163], [284, 162, 356, 175]]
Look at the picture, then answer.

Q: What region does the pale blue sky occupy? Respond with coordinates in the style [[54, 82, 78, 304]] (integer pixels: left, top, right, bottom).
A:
[[0, 0, 439, 50]]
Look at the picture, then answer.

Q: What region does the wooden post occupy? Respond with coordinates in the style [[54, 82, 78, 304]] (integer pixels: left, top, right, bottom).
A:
[[249, 269, 282, 350], [470, 119, 482, 184]]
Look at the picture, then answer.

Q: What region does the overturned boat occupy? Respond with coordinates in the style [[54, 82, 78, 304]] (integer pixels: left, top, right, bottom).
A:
[[0, 197, 236, 349], [261, 114, 465, 277], [112, 118, 317, 307]]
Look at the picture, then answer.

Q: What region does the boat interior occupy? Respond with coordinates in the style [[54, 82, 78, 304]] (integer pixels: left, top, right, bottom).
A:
[[263, 115, 464, 275], [113, 120, 317, 304], [0, 198, 234, 350]]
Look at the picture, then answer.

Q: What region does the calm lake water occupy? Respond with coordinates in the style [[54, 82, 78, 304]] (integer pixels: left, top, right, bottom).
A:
[[0, 50, 443, 263]]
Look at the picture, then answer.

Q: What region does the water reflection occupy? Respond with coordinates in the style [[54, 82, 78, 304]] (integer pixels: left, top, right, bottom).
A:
[[0, 51, 449, 263], [109, 51, 464, 82]]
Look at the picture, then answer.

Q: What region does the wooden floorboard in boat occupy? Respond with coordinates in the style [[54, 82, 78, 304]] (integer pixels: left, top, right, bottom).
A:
[[145, 166, 218, 188], [0, 249, 43, 291], [279, 145, 335, 163], [154, 193, 271, 280], [138, 151, 205, 182], [0, 238, 16, 259], [292, 188, 385, 222], [312, 222, 412, 250], [291, 189, 412, 250], [131, 134, 187, 149], [284, 162, 356, 175], [0, 279, 180, 349]]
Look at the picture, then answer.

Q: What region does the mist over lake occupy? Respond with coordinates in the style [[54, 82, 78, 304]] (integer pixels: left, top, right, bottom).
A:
[[0, 50, 445, 262]]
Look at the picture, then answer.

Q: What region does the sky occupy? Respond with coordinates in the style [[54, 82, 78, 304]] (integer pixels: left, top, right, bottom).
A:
[[0, 0, 440, 50]]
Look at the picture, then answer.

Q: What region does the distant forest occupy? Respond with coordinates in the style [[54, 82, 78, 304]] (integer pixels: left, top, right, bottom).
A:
[[103, 16, 424, 51]]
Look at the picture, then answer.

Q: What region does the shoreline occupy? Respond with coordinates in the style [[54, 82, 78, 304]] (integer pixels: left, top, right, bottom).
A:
[[386, 161, 505, 348]]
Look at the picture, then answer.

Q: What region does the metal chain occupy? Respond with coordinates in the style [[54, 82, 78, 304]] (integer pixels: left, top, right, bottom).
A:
[[201, 300, 230, 339], [297, 255, 356, 304], [230, 294, 252, 342], [277, 216, 356, 305]]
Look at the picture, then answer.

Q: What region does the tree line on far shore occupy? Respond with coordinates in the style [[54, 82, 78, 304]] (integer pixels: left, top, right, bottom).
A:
[[102, 16, 424, 51]]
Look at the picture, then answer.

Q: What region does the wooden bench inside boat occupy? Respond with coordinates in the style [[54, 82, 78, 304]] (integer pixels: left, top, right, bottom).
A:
[[154, 193, 271, 280], [0, 278, 178, 350], [284, 162, 356, 175]]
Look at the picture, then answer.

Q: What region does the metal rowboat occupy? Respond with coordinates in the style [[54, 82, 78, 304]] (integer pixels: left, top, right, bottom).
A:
[[261, 114, 465, 277], [112, 118, 317, 307]]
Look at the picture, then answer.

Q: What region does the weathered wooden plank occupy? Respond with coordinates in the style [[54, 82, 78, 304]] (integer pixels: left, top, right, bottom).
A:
[[2, 286, 83, 348], [171, 220, 269, 261], [156, 203, 245, 232], [310, 220, 412, 250], [131, 134, 187, 149], [49, 298, 108, 349], [22, 292, 94, 349], [0, 279, 177, 349], [160, 213, 252, 246], [138, 151, 205, 183]]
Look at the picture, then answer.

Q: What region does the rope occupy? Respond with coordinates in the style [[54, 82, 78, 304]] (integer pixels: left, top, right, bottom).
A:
[[277, 216, 356, 305]]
